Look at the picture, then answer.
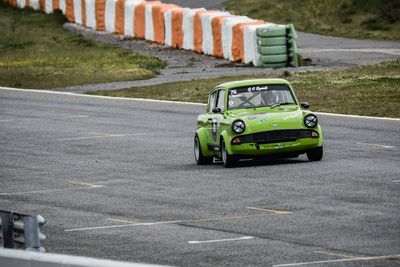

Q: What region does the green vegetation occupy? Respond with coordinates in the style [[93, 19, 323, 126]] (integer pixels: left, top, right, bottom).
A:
[[0, 3, 166, 89], [88, 60, 400, 118], [225, 0, 400, 40]]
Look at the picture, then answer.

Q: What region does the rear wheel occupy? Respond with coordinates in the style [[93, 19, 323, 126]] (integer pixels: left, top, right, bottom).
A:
[[306, 146, 323, 161], [221, 138, 237, 168], [194, 135, 213, 165]]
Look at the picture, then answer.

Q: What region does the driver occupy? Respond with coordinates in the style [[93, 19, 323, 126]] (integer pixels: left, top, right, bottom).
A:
[[261, 90, 279, 106]]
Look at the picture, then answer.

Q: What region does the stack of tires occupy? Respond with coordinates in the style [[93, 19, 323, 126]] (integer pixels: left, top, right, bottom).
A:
[[256, 24, 298, 68]]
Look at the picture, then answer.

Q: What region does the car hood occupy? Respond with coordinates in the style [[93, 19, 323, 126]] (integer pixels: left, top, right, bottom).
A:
[[227, 106, 308, 133]]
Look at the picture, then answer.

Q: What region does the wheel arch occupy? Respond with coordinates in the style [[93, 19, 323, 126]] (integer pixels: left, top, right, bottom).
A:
[[220, 130, 234, 155], [196, 128, 213, 157]]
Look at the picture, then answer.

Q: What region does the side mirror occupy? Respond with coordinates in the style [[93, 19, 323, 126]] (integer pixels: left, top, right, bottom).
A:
[[212, 107, 222, 113], [301, 102, 310, 109]]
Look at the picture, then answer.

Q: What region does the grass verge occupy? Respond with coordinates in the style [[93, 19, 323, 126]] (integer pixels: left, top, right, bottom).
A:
[[0, 3, 166, 89], [225, 0, 400, 40], [88, 60, 400, 118]]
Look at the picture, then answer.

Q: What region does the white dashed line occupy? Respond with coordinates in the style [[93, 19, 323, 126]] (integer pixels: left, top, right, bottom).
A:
[[355, 142, 395, 149], [188, 236, 254, 244], [57, 133, 129, 141]]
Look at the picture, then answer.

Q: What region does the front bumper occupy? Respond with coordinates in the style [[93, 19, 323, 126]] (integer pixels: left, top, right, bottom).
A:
[[230, 137, 321, 156]]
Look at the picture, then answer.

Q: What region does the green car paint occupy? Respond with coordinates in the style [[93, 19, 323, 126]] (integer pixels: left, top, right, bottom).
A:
[[194, 78, 323, 167]]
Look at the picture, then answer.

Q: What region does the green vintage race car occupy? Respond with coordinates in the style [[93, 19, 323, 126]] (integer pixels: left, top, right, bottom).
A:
[[194, 79, 323, 167]]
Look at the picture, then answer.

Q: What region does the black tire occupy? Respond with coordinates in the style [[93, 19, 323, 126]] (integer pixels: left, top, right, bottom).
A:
[[221, 138, 237, 168], [256, 62, 288, 68], [306, 146, 323, 161], [256, 26, 287, 37], [257, 45, 288, 55], [194, 135, 213, 165], [257, 36, 287, 46], [260, 54, 289, 64]]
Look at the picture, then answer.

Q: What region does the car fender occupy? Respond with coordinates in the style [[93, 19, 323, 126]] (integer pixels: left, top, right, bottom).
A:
[[316, 124, 323, 147], [220, 130, 234, 155], [196, 128, 214, 157]]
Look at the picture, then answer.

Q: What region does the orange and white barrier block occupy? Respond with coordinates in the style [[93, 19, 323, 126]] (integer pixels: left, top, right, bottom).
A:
[[124, 0, 143, 36], [7, 0, 296, 67]]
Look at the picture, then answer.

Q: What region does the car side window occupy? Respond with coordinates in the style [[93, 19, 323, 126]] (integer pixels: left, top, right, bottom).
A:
[[208, 91, 217, 113], [216, 90, 225, 112]]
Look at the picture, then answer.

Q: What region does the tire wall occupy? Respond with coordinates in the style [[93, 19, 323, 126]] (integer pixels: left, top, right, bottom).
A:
[[6, 0, 298, 68], [255, 23, 299, 67]]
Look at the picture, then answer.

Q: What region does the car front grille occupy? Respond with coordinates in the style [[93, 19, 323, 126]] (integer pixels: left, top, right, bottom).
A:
[[235, 129, 315, 144]]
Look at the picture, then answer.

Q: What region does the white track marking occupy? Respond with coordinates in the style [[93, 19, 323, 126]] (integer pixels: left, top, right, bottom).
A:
[[0, 181, 103, 196], [300, 48, 400, 56], [313, 250, 356, 259], [57, 131, 190, 141], [246, 207, 291, 215], [1, 86, 400, 121], [63, 114, 89, 119], [65, 212, 285, 232], [188, 236, 254, 244], [57, 133, 129, 141], [65, 220, 183, 232], [0, 119, 15, 123], [0, 86, 205, 106], [355, 142, 395, 149], [393, 180, 400, 183], [273, 254, 400, 267], [314, 112, 400, 121]]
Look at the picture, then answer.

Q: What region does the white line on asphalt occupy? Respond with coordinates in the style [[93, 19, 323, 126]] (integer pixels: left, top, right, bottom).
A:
[[1, 86, 400, 121], [65, 213, 281, 232], [300, 48, 400, 55], [57, 133, 129, 141], [188, 236, 254, 244], [57, 131, 190, 141], [63, 115, 89, 119], [314, 112, 400, 121], [273, 254, 400, 267], [355, 142, 395, 149], [0, 119, 14, 123], [246, 207, 291, 214], [65, 220, 183, 232], [0, 86, 205, 106], [393, 180, 400, 183], [313, 250, 356, 259], [0, 181, 103, 196]]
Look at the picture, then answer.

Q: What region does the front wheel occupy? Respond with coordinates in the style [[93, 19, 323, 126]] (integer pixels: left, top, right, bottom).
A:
[[306, 146, 323, 161], [221, 138, 237, 168], [194, 135, 213, 165]]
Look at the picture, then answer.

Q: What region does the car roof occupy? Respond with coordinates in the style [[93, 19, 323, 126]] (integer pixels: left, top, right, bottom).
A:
[[216, 78, 291, 90]]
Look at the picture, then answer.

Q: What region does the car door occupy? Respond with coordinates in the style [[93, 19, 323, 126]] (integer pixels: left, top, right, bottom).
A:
[[200, 90, 217, 150], [209, 89, 225, 151]]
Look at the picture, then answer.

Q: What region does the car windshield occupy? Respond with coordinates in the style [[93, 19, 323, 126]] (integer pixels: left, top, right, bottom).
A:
[[228, 84, 296, 110]]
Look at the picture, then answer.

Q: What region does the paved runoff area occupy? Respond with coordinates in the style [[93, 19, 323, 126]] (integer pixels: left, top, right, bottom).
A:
[[1, 88, 399, 266]]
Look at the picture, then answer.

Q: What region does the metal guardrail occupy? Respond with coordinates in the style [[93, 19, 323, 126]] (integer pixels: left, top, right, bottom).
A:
[[0, 210, 46, 252], [0, 249, 170, 267]]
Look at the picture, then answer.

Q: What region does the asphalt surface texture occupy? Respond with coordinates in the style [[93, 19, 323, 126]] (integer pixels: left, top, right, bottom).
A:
[[54, 2, 400, 93], [1, 88, 399, 266]]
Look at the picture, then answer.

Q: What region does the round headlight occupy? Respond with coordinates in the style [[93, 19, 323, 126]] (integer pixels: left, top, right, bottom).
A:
[[232, 120, 246, 134], [304, 114, 318, 128]]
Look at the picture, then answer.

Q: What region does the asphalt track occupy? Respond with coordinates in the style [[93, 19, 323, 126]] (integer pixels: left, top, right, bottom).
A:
[[1, 87, 400, 266]]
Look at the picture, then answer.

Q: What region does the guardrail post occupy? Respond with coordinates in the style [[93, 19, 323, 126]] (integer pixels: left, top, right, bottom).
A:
[[1, 211, 14, 249], [23, 215, 46, 252]]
